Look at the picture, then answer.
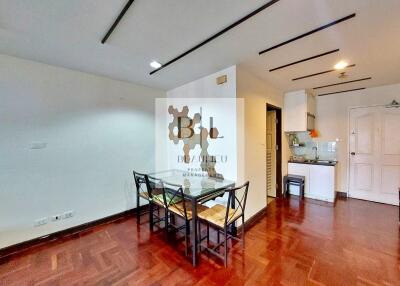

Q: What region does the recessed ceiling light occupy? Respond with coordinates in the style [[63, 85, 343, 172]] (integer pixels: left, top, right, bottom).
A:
[[150, 61, 162, 69], [334, 60, 349, 70]]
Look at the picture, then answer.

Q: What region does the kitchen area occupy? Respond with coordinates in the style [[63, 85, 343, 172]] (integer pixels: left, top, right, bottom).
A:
[[283, 89, 338, 203]]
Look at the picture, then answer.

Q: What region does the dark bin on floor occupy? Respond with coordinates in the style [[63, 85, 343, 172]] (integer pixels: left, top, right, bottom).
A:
[[283, 175, 305, 198]]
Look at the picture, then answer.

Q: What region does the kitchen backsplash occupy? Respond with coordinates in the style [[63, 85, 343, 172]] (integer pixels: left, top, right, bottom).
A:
[[288, 132, 338, 161]]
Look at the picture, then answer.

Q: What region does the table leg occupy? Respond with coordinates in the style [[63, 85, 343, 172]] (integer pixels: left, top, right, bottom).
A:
[[191, 198, 198, 266], [230, 190, 237, 236], [149, 202, 154, 232]]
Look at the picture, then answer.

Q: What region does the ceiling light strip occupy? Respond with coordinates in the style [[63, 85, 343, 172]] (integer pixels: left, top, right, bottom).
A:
[[101, 0, 136, 44], [269, 49, 339, 72], [259, 13, 356, 55], [292, 64, 356, 81], [318, 87, 366, 97], [313, 77, 372, 90], [149, 0, 281, 75]]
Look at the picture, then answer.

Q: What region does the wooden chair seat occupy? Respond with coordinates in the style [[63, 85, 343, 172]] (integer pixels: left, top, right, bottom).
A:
[[168, 202, 209, 220], [198, 204, 242, 228]]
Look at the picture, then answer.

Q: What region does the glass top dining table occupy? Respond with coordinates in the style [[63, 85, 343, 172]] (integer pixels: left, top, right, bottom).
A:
[[148, 169, 236, 266], [149, 169, 235, 200]]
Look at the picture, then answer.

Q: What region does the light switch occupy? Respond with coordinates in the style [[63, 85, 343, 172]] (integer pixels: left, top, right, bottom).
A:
[[30, 142, 47, 149]]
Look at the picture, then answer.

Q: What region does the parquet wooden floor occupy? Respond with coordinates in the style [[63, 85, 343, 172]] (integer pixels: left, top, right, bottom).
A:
[[0, 197, 399, 285]]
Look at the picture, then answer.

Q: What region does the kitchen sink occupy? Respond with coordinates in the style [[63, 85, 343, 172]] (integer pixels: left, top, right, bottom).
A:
[[304, 159, 334, 164], [316, 160, 333, 164]]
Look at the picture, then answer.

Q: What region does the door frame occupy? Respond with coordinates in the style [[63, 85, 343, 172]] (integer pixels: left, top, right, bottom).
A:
[[346, 103, 399, 197], [266, 104, 282, 198]]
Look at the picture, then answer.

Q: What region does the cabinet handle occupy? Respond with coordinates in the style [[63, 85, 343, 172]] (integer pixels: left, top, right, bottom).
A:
[[350, 152, 356, 155]]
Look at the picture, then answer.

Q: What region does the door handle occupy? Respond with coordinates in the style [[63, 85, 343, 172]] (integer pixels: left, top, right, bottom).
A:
[[350, 152, 356, 155]]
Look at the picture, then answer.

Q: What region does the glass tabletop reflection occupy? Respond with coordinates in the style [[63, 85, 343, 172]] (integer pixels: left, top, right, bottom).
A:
[[149, 169, 235, 200]]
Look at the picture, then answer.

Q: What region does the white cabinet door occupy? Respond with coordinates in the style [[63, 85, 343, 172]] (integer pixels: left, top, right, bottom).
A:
[[309, 165, 335, 202], [288, 163, 309, 196]]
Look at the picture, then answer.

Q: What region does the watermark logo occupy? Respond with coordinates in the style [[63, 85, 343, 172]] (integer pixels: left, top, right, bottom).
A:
[[168, 105, 226, 179]]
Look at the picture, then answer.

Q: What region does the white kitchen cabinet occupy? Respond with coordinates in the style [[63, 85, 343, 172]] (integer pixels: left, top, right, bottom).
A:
[[288, 163, 336, 203], [283, 89, 316, 132], [309, 165, 335, 202]]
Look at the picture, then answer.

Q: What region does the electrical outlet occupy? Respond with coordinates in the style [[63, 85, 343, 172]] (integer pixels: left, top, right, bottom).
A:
[[62, 210, 74, 219], [51, 214, 62, 222], [34, 217, 48, 227]]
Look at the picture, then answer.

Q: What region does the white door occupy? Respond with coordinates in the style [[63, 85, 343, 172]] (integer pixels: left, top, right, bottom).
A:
[[349, 106, 400, 205], [266, 110, 277, 197]]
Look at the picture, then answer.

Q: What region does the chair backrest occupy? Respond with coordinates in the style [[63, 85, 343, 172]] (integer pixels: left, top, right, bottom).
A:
[[224, 181, 250, 226], [144, 174, 165, 205], [162, 181, 188, 220], [133, 170, 148, 197], [144, 176, 188, 219]]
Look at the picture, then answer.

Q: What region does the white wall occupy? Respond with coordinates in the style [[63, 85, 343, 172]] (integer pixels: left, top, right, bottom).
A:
[[163, 66, 238, 180], [236, 66, 285, 219], [0, 54, 164, 248], [166, 66, 236, 99], [164, 65, 285, 220], [316, 83, 400, 193]]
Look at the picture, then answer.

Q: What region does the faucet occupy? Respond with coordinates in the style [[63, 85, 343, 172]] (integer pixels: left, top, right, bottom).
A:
[[312, 146, 319, 161]]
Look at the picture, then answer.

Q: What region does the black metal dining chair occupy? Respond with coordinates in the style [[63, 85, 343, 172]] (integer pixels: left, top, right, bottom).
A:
[[144, 174, 169, 231], [197, 181, 250, 267], [133, 170, 156, 225], [159, 181, 209, 256]]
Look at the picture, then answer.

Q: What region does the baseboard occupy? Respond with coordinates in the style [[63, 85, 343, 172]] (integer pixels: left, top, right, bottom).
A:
[[1, 203, 268, 261], [0, 205, 147, 262], [336, 192, 348, 199], [237, 206, 268, 233]]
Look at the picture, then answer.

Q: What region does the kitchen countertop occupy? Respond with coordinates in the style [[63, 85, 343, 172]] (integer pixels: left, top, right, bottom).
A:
[[288, 160, 337, 166]]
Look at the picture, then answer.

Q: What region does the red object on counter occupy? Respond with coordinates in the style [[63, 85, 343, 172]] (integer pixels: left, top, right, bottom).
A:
[[309, 129, 319, 138]]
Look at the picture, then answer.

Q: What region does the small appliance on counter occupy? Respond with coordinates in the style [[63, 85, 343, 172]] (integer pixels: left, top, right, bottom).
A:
[[290, 155, 305, 162]]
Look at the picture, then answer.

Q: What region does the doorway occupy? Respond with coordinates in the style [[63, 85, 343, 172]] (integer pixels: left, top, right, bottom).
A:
[[349, 104, 400, 205], [266, 104, 282, 202]]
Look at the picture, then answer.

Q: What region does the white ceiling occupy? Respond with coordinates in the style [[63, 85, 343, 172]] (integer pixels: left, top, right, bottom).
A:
[[1, 0, 399, 93]]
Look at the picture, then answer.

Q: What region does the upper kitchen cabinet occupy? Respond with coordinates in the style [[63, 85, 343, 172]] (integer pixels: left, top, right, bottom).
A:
[[283, 89, 316, 132]]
